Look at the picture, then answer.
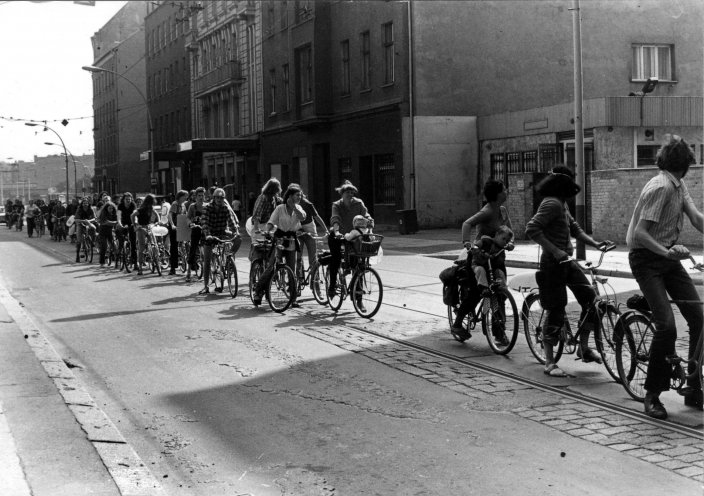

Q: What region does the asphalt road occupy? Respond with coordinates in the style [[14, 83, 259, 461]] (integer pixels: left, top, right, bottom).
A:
[[0, 227, 701, 495]]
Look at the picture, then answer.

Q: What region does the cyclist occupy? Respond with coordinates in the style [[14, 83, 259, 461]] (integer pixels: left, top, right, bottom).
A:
[[74, 197, 97, 263], [97, 199, 118, 267], [199, 188, 240, 295], [131, 194, 160, 276], [525, 165, 611, 377], [299, 190, 329, 267], [13, 200, 24, 231], [626, 135, 704, 419], [451, 180, 513, 340], [51, 201, 67, 241], [116, 193, 137, 270], [250, 178, 282, 233], [168, 190, 189, 275], [252, 183, 306, 306], [187, 187, 207, 281], [25, 200, 40, 238], [327, 180, 373, 298]]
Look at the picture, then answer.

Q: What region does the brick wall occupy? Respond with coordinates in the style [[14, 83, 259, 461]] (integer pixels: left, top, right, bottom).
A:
[[591, 167, 704, 246]]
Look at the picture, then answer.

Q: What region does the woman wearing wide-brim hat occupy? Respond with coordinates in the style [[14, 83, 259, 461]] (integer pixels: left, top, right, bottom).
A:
[[525, 165, 611, 377]]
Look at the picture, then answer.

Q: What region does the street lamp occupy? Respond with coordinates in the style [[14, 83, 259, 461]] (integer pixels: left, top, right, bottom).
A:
[[45, 142, 78, 199], [25, 122, 70, 202], [82, 65, 155, 193]]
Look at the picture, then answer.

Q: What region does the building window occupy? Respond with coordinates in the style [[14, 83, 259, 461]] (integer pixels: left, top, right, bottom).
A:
[[506, 152, 521, 174], [269, 68, 277, 114], [297, 44, 313, 103], [539, 144, 558, 171], [339, 157, 352, 181], [637, 145, 661, 167], [360, 30, 371, 90], [632, 44, 673, 81], [490, 153, 505, 183], [340, 39, 350, 95], [374, 154, 396, 204], [282, 64, 290, 111], [295, 0, 311, 23], [382, 22, 394, 85], [523, 151, 538, 173], [280, 0, 288, 29], [267, 1, 275, 36]]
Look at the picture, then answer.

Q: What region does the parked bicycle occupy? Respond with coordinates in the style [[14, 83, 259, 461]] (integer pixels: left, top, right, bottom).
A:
[[448, 247, 519, 354], [614, 257, 704, 404], [517, 243, 620, 380], [294, 234, 329, 306], [249, 231, 296, 313], [326, 232, 384, 318], [205, 235, 239, 297]]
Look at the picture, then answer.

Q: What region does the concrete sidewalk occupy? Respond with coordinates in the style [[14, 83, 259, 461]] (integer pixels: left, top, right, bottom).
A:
[[374, 226, 704, 282]]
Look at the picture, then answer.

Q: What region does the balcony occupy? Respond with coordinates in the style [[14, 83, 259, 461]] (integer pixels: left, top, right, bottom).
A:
[[194, 60, 243, 98]]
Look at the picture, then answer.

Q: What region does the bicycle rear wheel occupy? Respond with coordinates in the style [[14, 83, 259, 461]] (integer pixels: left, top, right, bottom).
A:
[[483, 288, 519, 355], [351, 267, 383, 318], [616, 312, 653, 402], [178, 243, 188, 273], [268, 265, 295, 313], [594, 302, 621, 383], [211, 253, 224, 291], [195, 246, 204, 279], [249, 260, 264, 304], [523, 293, 563, 365], [327, 268, 346, 312], [310, 262, 328, 305]]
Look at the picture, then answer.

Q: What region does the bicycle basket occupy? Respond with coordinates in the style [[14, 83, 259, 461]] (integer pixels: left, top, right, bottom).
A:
[[248, 241, 270, 262], [351, 234, 384, 257], [318, 251, 332, 266]]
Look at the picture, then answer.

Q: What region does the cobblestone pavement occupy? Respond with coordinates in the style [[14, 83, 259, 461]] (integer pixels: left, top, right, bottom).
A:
[[294, 320, 704, 483]]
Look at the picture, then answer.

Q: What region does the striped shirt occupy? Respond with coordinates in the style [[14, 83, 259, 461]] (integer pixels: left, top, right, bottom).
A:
[[626, 170, 695, 249]]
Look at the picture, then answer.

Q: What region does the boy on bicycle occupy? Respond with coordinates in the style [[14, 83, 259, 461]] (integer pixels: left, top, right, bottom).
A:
[[627, 135, 703, 419]]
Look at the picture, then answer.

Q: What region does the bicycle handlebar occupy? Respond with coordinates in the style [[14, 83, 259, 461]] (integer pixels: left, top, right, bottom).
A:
[[559, 241, 617, 270]]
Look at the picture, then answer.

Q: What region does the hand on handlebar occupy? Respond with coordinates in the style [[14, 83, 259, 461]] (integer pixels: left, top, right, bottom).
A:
[[667, 244, 691, 260]]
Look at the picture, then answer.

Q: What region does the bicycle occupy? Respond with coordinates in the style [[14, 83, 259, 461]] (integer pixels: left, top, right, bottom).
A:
[[447, 247, 519, 355], [294, 233, 329, 306], [249, 231, 296, 313], [115, 226, 133, 273], [326, 232, 384, 318], [205, 235, 239, 297], [53, 216, 67, 242], [35, 214, 46, 238], [518, 243, 621, 379], [177, 240, 190, 273], [76, 219, 96, 263], [614, 257, 704, 404], [137, 224, 163, 276]]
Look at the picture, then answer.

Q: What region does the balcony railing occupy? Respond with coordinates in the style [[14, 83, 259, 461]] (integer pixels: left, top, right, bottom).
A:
[[194, 60, 243, 97]]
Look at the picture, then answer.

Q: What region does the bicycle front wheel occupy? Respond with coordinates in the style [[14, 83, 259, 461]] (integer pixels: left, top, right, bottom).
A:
[[179, 243, 188, 273], [594, 302, 621, 383], [268, 265, 295, 313], [195, 246, 204, 279], [351, 267, 383, 318], [483, 288, 519, 355], [616, 312, 653, 402], [327, 268, 347, 312], [151, 245, 162, 275], [310, 262, 328, 305], [249, 260, 264, 304], [225, 256, 238, 298], [523, 293, 563, 364]]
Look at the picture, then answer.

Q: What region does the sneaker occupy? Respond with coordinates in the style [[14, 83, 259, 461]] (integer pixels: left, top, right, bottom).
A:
[[683, 388, 703, 410], [253, 293, 262, 306], [198, 287, 210, 295], [577, 347, 603, 364], [644, 392, 667, 420], [493, 333, 510, 347], [356, 299, 366, 313], [451, 325, 470, 341], [214, 287, 223, 293]]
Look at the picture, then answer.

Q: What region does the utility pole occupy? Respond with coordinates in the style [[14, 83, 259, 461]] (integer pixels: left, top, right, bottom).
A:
[[572, 0, 586, 260]]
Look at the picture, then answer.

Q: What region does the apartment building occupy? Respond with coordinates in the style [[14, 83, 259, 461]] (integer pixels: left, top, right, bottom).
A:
[[145, 0, 194, 194], [89, 1, 148, 196]]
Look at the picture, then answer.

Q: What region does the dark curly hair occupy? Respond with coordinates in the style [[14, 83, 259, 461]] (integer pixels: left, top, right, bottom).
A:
[[482, 179, 506, 202], [536, 165, 581, 198], [657, 135, 695, 177]]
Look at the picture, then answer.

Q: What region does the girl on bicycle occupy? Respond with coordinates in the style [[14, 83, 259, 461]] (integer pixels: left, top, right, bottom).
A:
[[131, 194, 160, 276], [116, 193, 137, 270], [526, 165, 611, 377], [451, 180, 513, 340], [74, 197, 97, 263], [97, 200, 118, 267]]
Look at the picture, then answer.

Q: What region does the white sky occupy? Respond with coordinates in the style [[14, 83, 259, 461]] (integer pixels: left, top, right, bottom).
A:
[[0, 0, 127, 162]]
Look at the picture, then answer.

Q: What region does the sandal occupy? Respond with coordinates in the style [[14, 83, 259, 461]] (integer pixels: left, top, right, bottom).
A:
[[198, 287, 210, 295], [544, 363, 568, 377]]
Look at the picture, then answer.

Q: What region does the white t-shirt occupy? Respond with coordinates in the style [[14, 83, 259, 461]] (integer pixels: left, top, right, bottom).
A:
[[160, 201, 171, 224]]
